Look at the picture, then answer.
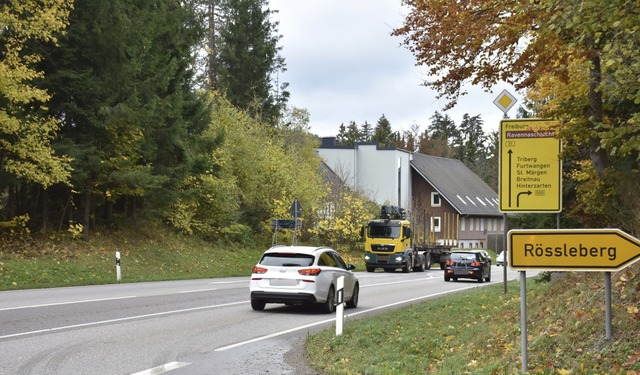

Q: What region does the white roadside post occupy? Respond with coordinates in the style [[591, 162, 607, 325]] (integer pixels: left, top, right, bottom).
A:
[[116, 251, 121, 282], [336, 276, 345, 336]]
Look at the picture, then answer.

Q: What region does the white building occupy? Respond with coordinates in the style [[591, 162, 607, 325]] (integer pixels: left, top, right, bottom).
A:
[[317, 138, 413, 208]]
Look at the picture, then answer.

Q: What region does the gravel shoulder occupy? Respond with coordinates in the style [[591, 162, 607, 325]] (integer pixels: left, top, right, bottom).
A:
[[284, 336, 322, 375]]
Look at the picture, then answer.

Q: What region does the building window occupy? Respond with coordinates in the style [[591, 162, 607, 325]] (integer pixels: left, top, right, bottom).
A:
[[431, 192, 441, 207], [460, 217, 466, 231], [431, 217, 441, 232]]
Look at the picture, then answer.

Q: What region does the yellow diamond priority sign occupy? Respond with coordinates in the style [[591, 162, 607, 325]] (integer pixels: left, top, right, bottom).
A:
[[493, 89, 517, 114]]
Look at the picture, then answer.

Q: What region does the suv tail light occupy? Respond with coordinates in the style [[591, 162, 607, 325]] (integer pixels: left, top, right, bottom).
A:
[[298, 268, 322, 276], [445, 260, 454, 265], [470, 261, 481, 267], [252, 266, 268, 274]]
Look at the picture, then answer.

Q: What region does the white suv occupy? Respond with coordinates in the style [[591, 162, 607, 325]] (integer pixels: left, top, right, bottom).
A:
[[496, 251, 508, 266], [249, 246, 359, 313]]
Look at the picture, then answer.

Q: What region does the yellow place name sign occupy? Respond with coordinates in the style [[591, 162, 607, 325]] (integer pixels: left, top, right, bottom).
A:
[[508, 229, 640, 271]]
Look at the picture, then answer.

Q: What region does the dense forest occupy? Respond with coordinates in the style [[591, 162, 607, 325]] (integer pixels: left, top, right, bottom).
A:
[[1, 0, 639, 250]]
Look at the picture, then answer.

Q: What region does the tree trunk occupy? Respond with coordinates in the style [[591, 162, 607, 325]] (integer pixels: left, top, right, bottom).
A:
[[208, 0, 218, 90], [587, 54, 610, 177], [42, 187, 49, 233], [83, 189, 91, 240], [7, 185, 17, 219]]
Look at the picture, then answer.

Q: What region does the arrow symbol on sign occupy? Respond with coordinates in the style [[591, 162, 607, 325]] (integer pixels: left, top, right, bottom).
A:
[[508, 149, 513, 207], [517, 191, 532, 207]]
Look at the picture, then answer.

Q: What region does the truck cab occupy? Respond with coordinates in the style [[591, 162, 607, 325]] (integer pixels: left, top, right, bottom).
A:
[[362, 206, 425, 273], [363, 218, 413, 272]]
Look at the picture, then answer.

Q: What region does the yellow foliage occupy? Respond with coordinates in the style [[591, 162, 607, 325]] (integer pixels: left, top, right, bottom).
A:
[[0, 0, 74, 187]]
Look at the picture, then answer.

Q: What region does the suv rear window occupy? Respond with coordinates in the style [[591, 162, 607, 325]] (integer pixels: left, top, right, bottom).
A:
[[450, 252, 476, 261], [260, 253, 314, 267]]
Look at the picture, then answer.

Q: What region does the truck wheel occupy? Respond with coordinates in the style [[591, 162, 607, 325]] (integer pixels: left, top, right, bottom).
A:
[[424, 254, 432, 270], [402, 256, 412, 273], [415, 255, 426, 272]]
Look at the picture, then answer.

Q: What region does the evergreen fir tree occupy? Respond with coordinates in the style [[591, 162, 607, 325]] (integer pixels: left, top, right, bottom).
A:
[[372, 114, 393, 146], [215, 0, 288, 125]]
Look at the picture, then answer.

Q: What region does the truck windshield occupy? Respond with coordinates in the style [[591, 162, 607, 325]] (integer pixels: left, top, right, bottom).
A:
[[368, 224, 401, 239]]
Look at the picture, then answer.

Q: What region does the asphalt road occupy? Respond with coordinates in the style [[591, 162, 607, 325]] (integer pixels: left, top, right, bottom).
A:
[[0, 265, 527, 375]]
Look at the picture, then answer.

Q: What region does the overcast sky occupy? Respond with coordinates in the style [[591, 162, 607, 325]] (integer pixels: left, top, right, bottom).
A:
[[269, 0, 520, 138]]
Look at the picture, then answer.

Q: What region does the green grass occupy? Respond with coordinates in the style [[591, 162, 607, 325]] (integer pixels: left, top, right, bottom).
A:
[[0, 225, 267, 290], [0, 224, 367, 291], [306, 268, 640, 374]]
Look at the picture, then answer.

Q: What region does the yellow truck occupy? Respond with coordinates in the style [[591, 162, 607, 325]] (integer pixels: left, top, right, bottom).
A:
[[362, 206, 453, 273]]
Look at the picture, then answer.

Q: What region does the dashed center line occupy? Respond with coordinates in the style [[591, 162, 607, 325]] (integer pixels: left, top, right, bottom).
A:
[[0, 296, 138, 312], [0, 301, 246, 340], [178, 288, 218, 294]]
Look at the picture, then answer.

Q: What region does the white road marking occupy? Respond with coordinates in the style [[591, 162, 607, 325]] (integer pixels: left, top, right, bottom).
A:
[[214, 283, 481, 352], [0, 301, 247, 340], [130, 361, 190, 375], [208, 280, 248, 285], [361, 275, 434, 288], [178, 288, 218, 294], [0, 296, 138, 311]]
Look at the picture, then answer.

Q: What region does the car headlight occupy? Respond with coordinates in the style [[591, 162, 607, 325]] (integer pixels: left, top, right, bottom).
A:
[[364, 255, 371, 260]]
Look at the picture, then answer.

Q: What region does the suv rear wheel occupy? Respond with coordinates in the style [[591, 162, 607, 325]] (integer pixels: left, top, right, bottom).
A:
[[346, 283, 359, 308], [251, 299, 266, 311], [320, 286, 336, 314]]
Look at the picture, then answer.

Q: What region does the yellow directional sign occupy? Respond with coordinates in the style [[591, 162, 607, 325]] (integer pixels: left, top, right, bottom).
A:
[[499, 119, 562, 212], [508, 229, 640, 271]]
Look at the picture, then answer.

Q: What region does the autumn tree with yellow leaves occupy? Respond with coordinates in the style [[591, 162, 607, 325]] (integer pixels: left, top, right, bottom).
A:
[[394, 0, 640, 233], [0, 0, 73, 221]]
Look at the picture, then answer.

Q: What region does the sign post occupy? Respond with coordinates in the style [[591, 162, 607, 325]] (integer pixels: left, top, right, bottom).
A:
[[115, 251, 121, 282], [509, 228, 640, 360], [336, 276, 345, 336], [290, 198, 303, 245], [499, 117, 562, 372]]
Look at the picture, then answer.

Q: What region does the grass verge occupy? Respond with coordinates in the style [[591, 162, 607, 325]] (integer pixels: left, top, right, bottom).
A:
[[306, 268, 640, 374], [0, 225, 366, 291], [0, 227, 263, 290]]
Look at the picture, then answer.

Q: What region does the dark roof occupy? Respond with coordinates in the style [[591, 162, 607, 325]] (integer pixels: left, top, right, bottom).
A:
[[319, 161, 343, 187], [411, 153, 500, 216]]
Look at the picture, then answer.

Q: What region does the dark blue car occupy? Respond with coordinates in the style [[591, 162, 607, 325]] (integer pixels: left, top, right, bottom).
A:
[[444, 250, 491, 283]]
